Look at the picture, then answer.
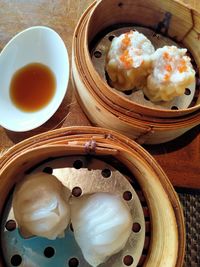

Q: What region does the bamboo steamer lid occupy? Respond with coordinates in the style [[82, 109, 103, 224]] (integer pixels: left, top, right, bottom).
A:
[[72, 0, 200, 144], [0, 127, 185, 267]]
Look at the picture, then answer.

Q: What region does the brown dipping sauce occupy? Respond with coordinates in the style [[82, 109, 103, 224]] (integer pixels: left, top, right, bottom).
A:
[[10, 63, 56, 112]]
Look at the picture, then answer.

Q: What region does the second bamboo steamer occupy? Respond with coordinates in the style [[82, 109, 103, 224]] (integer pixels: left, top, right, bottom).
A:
[[72, 0, 200, 144], [0, 126, 185, 267]]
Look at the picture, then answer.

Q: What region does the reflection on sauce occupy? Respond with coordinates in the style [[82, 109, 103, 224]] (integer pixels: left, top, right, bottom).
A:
[[10, 63, 56, 112]]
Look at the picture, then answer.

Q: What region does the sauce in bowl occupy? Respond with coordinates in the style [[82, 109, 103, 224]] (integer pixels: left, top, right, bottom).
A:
[[10, 63, 56, 112]]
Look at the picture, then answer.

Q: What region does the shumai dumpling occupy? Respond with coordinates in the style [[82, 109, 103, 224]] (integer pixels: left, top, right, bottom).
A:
[[13, 172, 71, 240], [106, 30, 155, 91], [144, 46, 195, 102]]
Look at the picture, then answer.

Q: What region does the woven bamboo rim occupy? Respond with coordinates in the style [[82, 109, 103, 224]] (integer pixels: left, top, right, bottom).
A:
[[0, 126, 185, 266], [72, 0, 200, 144]]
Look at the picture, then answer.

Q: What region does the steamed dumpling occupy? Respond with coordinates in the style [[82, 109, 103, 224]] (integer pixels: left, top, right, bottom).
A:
[[70, 192, 133, 267], [13, 172, 71, 239], [144, 46, 195, 102], [106, 30, 155, 91]]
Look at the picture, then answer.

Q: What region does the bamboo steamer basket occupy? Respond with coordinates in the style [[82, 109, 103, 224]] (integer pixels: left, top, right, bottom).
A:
[[0, 127, 185, 267], [72, 0, 200, 144]]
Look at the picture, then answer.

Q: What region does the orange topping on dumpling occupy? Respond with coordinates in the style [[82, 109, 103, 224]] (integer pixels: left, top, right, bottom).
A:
[[165, 64, 172, 72], [178, 65, 187, 73], [178, 59, 187, 73], [120, 50, 133, 69], [122, 33, 131, 47], [120, 50, 128, 62], [164, 73, 170, 81], [163, 52, 171, 61], [124, 58, 133, 68]]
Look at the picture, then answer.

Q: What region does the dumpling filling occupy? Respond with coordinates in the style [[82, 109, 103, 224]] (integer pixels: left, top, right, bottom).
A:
[[106, 30, 155, 90]]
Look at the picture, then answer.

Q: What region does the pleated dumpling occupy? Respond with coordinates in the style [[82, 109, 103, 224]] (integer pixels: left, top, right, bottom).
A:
[[106, 30, 155, 91], [70, 192, 133, 267], [13, 172, 71, 239], [144, 46, 195, 102]]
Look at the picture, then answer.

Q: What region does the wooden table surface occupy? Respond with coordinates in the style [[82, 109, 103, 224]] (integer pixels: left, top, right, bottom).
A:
[[0, 0, 199, 189]]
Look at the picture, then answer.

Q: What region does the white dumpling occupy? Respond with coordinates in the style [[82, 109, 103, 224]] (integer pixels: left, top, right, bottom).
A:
[[13, 172, 71, 240], [70, 192, 133, 267]]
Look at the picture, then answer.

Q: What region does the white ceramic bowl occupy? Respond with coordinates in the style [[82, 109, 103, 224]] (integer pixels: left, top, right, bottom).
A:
[[0, 26, 69, 132]]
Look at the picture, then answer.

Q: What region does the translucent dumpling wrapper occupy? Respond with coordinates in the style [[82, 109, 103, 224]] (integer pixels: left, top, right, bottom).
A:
[[106, 30, 155, 91], [144, 46, 195, 102], [13, 172, 71, 239], [70, 192, 133, 267]]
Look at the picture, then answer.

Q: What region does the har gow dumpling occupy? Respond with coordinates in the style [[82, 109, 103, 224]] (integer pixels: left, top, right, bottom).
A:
[[70, 192, 133, 267], [13, 172, 71, 240], [144, 46, 195, 102], [106, 30, 155, 91]]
